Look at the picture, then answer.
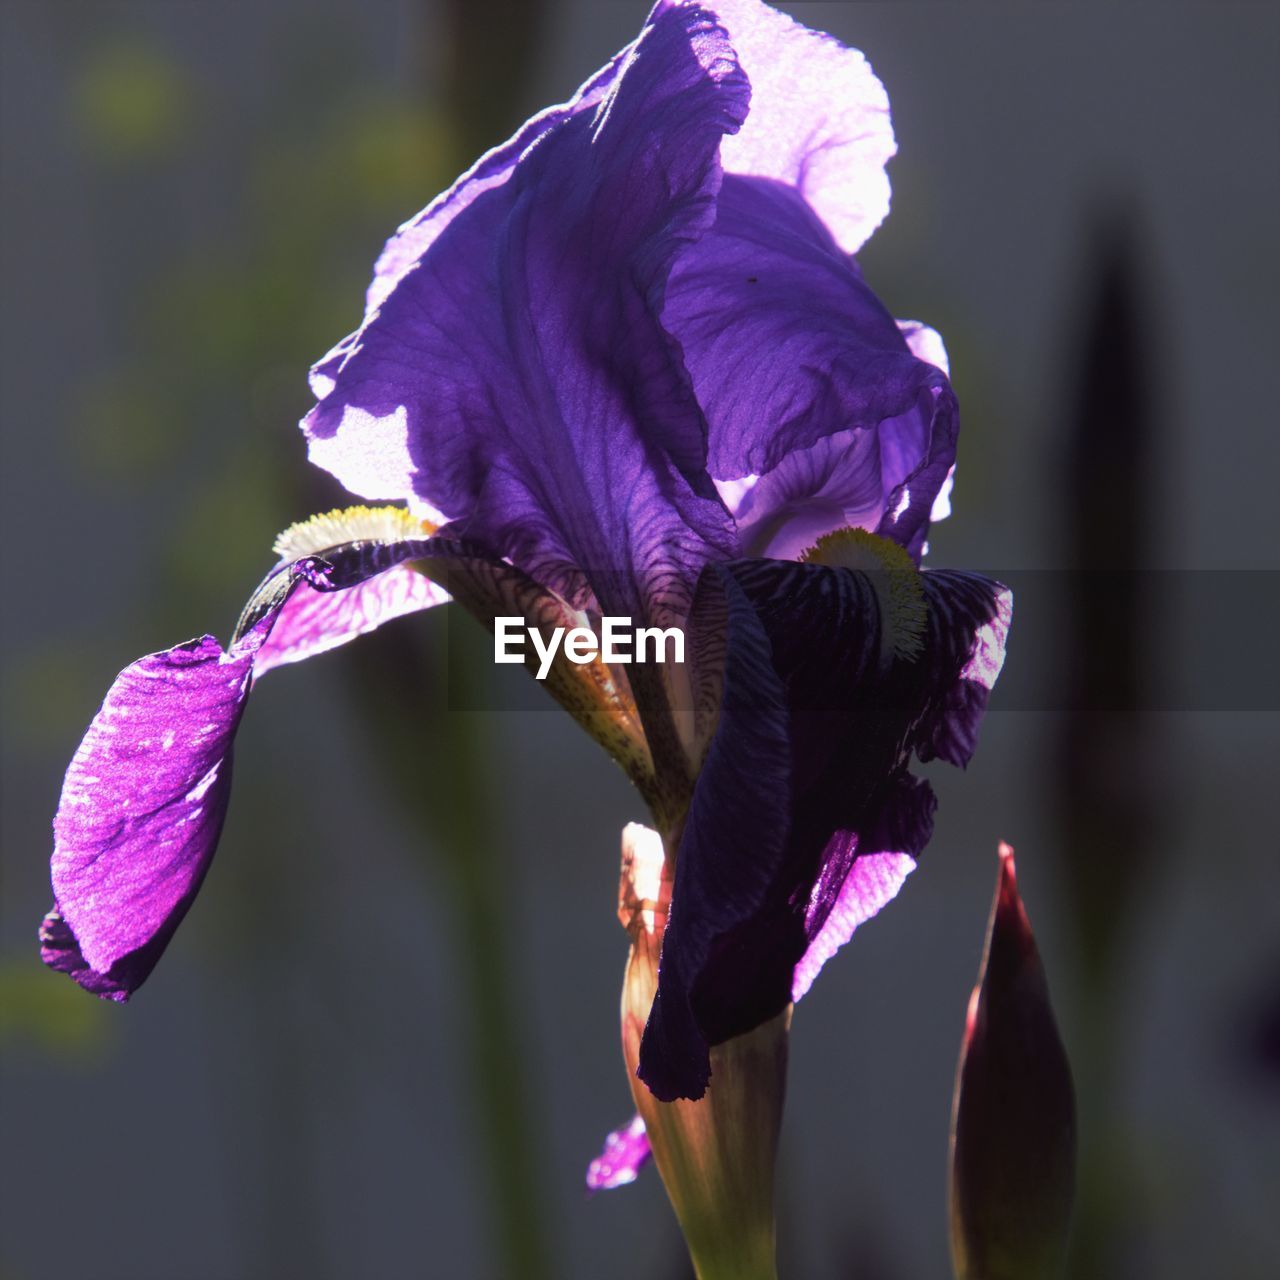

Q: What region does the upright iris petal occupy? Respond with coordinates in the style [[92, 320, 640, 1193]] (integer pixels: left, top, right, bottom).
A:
[[708, 0, 896, 255], [363, 42, 636, 315], [665, 175, 956, 561], [303, 4, 751, 635], [660, 0, 954, 559]]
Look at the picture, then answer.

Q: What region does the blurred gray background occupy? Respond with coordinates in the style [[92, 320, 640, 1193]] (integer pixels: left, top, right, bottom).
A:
[[2, 2, 1277, 1277]]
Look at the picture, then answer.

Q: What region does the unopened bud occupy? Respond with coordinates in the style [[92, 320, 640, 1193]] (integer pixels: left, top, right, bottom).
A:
[[949, 843, 1076, 1279]]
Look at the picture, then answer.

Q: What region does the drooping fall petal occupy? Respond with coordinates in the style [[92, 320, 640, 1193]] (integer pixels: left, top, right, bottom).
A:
[[42, 519, 459, 999], [791, 848, 917, 1003], [42, 628, 262, 1000], [641, 536, 1011, 1100]]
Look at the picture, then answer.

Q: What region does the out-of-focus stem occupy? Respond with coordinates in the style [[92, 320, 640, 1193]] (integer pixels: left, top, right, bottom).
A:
[[414, 0, 558, 1265], [346, 613, 554, 1280], [436, 676, 553, 1280]]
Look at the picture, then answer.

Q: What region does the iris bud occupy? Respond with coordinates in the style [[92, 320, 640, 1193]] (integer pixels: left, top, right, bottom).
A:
[[949, 843, 1076, 1279]]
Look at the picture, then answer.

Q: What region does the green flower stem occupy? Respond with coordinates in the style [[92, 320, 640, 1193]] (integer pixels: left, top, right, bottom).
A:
[[618, 826, 786, 1280], [638, 1015, 787, 1280]]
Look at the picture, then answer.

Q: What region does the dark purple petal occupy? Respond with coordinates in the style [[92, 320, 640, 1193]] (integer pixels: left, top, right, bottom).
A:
[[638, 565, 790, 1102], [639, 548, 1009, 1100], [362, 46, 633, 316], [586, 1114, 651, 1192], [915, 573, 1014, 768], [664, 174, 957, 558], [303, 5, 749, 627]]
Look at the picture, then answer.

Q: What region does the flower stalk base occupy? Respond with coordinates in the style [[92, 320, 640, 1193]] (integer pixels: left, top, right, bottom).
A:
[[618, 824, 788, 1280]]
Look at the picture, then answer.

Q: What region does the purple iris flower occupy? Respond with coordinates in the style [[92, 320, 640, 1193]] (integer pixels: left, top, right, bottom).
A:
[[41, 0, 1009, 1111]]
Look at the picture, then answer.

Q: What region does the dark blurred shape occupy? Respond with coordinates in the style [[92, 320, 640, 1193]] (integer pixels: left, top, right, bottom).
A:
[[1052, 213, 1168, 1280], [833, 1224, 907, 1280], [1053, 214, 1163, 984], [949, 844, 1076, 1280], [1234, 959, 1280, 1092], [443, 0, 553, 161]]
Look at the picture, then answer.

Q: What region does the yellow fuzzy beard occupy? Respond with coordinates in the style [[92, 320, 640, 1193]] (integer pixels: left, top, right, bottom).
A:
[[801, 527, 926, 662], [273, 505, 436, 559]]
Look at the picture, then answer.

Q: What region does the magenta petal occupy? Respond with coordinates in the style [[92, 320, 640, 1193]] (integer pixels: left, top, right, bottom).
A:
[[586, 1114, 651, 1192], [792, 852, 915, 1003], [254, 559, 446, 677], [792, 770, 938, 1003], [40, 907, 144, 1001], [42, 529, 454, 998], [49, 632, 257, 990]]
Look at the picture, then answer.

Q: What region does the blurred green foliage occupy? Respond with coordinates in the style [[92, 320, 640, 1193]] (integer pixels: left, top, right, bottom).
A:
[[4, 643, 108, 750], [75, 41, 190, 161], [69, 38, 457, 627], [0, 960, 110, 1057]]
